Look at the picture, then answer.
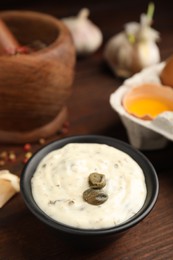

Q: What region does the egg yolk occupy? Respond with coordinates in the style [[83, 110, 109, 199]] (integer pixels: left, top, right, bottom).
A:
[[127, 97, 172, 118]]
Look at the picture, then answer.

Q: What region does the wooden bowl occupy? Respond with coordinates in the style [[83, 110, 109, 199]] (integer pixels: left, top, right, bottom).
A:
[[0, 11, 76, 143]]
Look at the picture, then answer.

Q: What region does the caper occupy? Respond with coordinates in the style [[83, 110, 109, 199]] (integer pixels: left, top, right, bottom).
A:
[[89, 172, 106, 189], [83, 188, 108, 205]]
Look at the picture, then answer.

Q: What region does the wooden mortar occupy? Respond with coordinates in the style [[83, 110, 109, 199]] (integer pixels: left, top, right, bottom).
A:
[[0, 11, 76, 143]]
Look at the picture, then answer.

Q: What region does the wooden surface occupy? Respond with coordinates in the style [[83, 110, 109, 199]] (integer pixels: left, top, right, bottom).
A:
[[1, 1, 173, 259]]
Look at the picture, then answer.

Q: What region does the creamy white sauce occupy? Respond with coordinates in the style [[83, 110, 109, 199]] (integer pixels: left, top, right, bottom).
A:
[[31, 143, 147, 229]]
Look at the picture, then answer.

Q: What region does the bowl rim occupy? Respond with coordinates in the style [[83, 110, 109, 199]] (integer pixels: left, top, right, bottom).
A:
[[20, 134, 159, 236]]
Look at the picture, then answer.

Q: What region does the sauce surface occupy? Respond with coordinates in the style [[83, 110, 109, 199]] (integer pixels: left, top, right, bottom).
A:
[[31, 143, 147, 229]]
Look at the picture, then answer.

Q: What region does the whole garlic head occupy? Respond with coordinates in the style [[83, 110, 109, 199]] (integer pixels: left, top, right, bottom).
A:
[[62, 8, 103, 55], [104, 4, 160, 78]]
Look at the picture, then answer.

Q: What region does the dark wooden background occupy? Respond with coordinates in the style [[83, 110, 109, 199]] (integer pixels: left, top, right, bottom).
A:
[[1, 0, 173, 259]]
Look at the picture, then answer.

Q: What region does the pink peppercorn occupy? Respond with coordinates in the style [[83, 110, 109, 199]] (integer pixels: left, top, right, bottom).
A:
[[24, 143, 31, 151]]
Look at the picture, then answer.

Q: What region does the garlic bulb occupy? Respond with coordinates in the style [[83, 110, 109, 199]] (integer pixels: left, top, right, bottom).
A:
[[104, 3, 160, 78], [62, 8, 103, 55]]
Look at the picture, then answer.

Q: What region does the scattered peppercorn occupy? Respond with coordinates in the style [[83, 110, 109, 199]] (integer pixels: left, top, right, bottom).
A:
[[15, 46, 32, 54], [23, 143, 31, 151], [25, 152, 32, 159], [23, 157, 29, 164], [23, 152, 33, 164], [39, 138, 46, 145], [0, 151, 8, 160], [8, 151, 16, 162], [0, 160, 5, 166]]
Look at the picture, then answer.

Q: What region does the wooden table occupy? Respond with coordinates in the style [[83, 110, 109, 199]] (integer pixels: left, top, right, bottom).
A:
[[1, 1, 173, 259]]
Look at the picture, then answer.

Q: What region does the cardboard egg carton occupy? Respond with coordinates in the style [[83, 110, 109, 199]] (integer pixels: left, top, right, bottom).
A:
[[110, 62, 173, 150]]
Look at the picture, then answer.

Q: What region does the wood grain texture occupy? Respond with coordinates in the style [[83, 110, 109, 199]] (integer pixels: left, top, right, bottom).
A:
[[0, 1, 173, 259]]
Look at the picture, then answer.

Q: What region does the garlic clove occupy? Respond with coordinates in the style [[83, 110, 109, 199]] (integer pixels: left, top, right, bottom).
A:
[[62, 8, 103, 55], [0, 170, 20, 208]]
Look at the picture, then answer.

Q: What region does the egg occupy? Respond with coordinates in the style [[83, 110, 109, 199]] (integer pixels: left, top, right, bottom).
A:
[[110, 62, 173, 150], [160, 55, 173, 87], [122, 83, 173, 120]]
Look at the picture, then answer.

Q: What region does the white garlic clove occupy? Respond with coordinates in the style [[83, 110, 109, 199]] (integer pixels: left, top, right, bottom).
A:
[[0, 170, 20, 208], [62, 8, 103, 55]]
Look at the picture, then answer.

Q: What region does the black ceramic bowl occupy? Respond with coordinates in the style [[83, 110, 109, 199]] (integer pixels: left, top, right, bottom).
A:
[[20, 135, 159, 244]]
